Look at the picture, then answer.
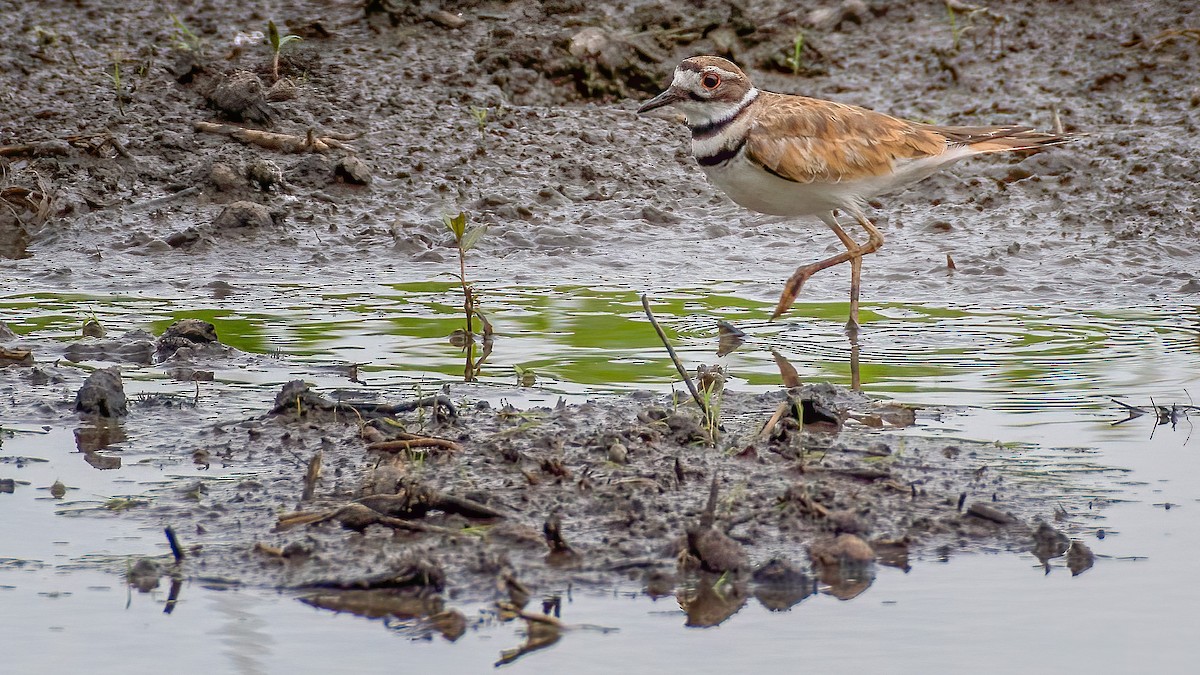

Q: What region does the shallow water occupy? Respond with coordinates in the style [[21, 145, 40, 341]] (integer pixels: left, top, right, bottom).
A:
[[2, 282, 1198, 672]]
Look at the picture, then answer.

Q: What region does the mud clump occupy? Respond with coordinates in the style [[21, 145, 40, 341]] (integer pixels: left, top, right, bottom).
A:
[[75, 366, 127, 418], [206, 70, 276, 125], [212, 201, 282, 230], [156, 319, 222, 360]]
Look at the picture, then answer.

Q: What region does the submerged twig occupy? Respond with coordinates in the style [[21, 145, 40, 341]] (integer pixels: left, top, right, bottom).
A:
[[164, 526, 185, 563], [641, 294, 709, 419]]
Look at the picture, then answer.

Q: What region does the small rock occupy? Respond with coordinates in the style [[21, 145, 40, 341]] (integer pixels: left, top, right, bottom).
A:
[[966, 502, 1017, 524], [160, 319, 219, 345], [335, 156, 372, 185], [213, 201, 279, 229], [1066, 540, 1095, 576], [75, 366, 128, 418], [266, 77, 299, 102], [208, 70, 275, 125], [210, 162, 243, 191], [687, 527, 747, 574], [1032, 521, 1070, 562], [805, 0, 869, 31], [752, 558, 812, 611], [127, 558, 161, 592], [641, 205, 682, 225], [33, 139, 71, 156], [166, 228, 202, 247], [246, 159, 283, 191], [427, 9, 466, 28], [809, 533, 875, 568], [607, 441, 628, 464]]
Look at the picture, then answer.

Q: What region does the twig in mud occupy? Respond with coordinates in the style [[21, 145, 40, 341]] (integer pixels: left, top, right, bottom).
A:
[[276, 503, 461, 534], [164, 526, 185, 563], [1124, 28, 1200, 51], [367, 435, 464, 454], [302, 450, 322, 501], [641, 294, 709, 420], [335, 395, 458, 419], [758, 400, 791, 441], [128, 186, 201, 212], [194, 121, 359, 154]]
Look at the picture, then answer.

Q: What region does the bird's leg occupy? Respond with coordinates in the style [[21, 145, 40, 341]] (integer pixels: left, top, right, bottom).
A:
[[847, 209, 885, 327], [823, 215, 864, 332], [771, 212, 865, 320], [847, 255, 863, 334]]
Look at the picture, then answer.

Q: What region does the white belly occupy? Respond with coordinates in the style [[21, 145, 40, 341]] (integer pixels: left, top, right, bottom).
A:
[[699, 154, 855, 217], [696, 146, 970, 218]]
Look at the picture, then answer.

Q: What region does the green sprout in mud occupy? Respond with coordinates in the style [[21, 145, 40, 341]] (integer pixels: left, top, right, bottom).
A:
[[107, 60, 124, 115], [169, 13, 202, 53], [81, 308, 103, 336], [946, 4, 962, 50], [443, 211, 492, 381], [469, 106, 489, 137], [443, 211, 486, 334], [513, 364, 537, 387], [267, 20, 302, 82], [944, 1, 985, 52], [699, 380, 722, 442], [785, 32, 805, 75]]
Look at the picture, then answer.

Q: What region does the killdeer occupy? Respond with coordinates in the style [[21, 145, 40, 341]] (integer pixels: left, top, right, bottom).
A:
[[638, 56, 1071, 328]]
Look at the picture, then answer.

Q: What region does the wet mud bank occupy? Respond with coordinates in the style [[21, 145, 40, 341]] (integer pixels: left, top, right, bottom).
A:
[[3, 321, 1097, 630]]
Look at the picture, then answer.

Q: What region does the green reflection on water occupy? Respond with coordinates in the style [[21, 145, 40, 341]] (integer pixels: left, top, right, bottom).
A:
[[3, 288, 1195, 401]]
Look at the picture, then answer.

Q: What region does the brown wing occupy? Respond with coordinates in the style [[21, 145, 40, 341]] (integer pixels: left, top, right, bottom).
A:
[[745, 92, 947, 184]]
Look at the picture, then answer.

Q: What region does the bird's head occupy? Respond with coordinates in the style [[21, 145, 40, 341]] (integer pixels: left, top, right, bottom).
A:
[[637, 56, 754, 126]]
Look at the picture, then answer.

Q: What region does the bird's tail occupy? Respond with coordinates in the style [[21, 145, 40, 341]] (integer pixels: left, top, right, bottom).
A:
[[926, 124, 1076, 154]]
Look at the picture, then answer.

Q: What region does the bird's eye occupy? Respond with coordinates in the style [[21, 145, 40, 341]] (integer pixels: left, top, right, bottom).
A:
[[701, 73, 720, 89]]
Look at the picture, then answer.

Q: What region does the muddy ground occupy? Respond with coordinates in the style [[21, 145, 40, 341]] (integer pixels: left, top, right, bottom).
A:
[[1, 0, 1196, 627]]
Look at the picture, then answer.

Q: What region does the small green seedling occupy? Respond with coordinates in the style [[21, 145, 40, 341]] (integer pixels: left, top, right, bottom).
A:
[[107, 60, 124, 115], [469, 106, 489, 137], [514, 365, 537, 387], [169, 13, 202, 53], [443, 211, 488, 334], [267, 20, 302, 81], [785, 32, 805, 75]]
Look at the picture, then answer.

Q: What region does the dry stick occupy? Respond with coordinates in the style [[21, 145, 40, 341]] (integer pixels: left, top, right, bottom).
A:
[[640, 294, 709, 418], [164, 526, 185, 563], [758, 400, 791, 440], [367, 437, 463, 453], [128, 186, 201, 212]]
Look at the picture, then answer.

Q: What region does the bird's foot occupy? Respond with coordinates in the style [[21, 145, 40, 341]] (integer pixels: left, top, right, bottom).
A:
[[771, 265, 821, 319]]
